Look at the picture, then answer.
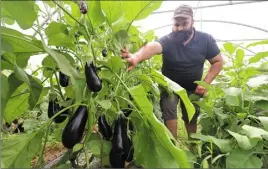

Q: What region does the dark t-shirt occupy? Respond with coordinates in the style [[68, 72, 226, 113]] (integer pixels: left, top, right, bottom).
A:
[[156, 28, 220, 91]]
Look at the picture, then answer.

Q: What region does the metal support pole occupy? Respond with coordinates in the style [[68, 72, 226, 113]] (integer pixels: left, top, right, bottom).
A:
[[151, 1, 267, 14], [152, 20, 268, 34]]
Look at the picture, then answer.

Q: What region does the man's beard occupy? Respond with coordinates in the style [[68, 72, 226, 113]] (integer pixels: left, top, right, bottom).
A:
[[171, 28, 193, 44]]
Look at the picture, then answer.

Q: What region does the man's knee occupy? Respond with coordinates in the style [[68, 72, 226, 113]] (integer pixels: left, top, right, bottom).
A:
[[160, 92, 179, 121]]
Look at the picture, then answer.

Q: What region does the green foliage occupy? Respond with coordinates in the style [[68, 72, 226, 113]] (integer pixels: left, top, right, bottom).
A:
[[1, 1, 268, 168]]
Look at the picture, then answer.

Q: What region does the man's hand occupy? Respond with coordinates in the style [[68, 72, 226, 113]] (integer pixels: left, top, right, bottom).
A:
[[120, 42, 163, 71], [195, 85, 207, 96], [120, 48, 139, 71]]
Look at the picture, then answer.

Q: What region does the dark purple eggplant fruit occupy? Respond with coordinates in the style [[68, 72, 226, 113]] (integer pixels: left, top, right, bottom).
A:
[[111, 115, 125, 153], [59, 71, 69, 87], [62, 105, 88, 149], [98, 115, 112, 140], [122, 138, 134, 162], [48, 98, 60, 119], [54, 106, 69, 123], [102, 49, 107, 57], [85, 61, 102, 92], [79, 0, 88, 14], [109, 149, 125, 168]]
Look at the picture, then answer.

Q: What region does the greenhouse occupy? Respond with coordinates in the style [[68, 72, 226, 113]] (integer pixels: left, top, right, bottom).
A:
[[1, 1, 268, 168]]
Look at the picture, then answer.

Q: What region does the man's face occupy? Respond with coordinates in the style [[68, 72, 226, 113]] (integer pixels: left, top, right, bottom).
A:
[[172, 17, 193, 32]]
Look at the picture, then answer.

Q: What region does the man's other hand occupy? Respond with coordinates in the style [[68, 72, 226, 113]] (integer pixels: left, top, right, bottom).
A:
[[195, 85, 207, 96], [120, 48, 138, 71]]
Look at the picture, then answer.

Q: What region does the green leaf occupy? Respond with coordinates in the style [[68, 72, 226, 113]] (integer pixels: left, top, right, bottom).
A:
[[242, 125, 268, 140], [45, 22, 69, 37], [249, 52, 268, 63], [41, 42, 84, 103], [151, 69, 195, 122], [64, 1, 81, 27], [225, 87, 242, 107], [87, 133, 112, 157], [133, 125, 180, 168], [246, 40, 268, 48], [27, 75, 43, 109], [190, 133, 233, 153], [48, 33, 74, 47], [86, 1, 105, 28], [1, 129, 44, 168], [226, 148, 262, 168], [223, 42, 237, 55], [2, 1, 37, 29], [107, 56, 125, 74], [15, 53, 32, 68], [42, 55, 57, 77], [227, 130, 258, 150], [255, 100, 268, 110], [96, 100, 112, 110], [100, 1, 124, 25], [259, 116, 268, 131], [235, 49, 245, 67], [1, 26, 44, 53], [129, 84, 189, 168], [73, 143, 83, 153], [259, 62, 268, 72], [1, 73, 9, 115], [122, 1, 162, 25], [4, 90, 30, 124]]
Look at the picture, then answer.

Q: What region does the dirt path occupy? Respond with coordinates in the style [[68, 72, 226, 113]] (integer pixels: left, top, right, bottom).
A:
[[31, 142, 67, 167]]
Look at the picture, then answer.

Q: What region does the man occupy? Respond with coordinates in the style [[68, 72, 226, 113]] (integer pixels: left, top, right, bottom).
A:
[[120, 4, 223, 139]]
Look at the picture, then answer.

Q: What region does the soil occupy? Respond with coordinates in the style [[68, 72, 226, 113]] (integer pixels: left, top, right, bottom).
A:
[[31, 142, 67, 167]]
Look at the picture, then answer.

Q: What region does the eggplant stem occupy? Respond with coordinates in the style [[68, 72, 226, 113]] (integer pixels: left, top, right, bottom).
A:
[[35, 123, 51, 168], [54, 72, 65, 100]]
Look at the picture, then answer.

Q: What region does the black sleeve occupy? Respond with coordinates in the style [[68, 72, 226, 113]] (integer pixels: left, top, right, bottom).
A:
[[156, 35, 170, 54], [206, 34, 220, 60]]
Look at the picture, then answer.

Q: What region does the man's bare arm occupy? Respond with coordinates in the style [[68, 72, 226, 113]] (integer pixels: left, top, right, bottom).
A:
[[203, 53, 223, 84], [133, 41, 163, 63], [120, 41, 163, 70]]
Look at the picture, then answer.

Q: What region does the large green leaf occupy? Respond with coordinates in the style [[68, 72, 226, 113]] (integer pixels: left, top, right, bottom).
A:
[[258, 62, 268, 72], [86, 1, 105, 28], [255, 100, 268, 110], [151, 69, 195, 121], [249, 51, 268, 63], [27, 75, 43, 109], [190, 133, 233, 153], [242, 125, 268, 140], [226, 148, 262, 168], [45, 22, 69, 37], [64, 1, 81, 27], [1, 74, 9, 115], [246, 40, 268, 48], [44, 22, 74, 47], [1, 129, 44, 168], [227, 130, 258, 150], [133, 123, 180, 168], [224, 87, 242, 107], [223, 42, 237, 55], [1, 7, 15, 25], [41, 42, 84, 103], [235, 49, 245, 67], [129, 84, 189, 168], [1, 1, 37, 29], [1, 27, 44, 53], [259, 116, 268, 131], [100, 1, 124, 26], [4, 87, 30, 124], [122, 1, 162, 25]]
